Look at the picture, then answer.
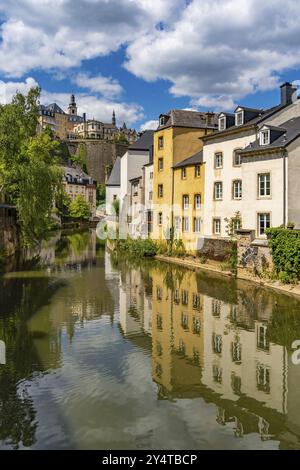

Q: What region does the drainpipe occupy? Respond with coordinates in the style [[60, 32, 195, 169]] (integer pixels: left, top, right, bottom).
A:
[[171, 167, 175, 237], [283, 150, 287, 227]]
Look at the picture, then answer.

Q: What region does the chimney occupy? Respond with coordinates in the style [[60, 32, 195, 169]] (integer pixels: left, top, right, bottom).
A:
[[280, 82, 298, 106], [83, 112, 86, 122]]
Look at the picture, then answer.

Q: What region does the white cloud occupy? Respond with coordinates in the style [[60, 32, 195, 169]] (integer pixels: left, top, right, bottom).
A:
[[139, 119, 158, 131], [74, 73, 123, 99], [0, 0, 185, 77], [125, 0, 300, 110], [0, 77, 39, 104]]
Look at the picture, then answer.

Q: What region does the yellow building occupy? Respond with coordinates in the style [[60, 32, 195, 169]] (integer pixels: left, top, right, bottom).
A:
[[152, 110, 217, 246], [173, 150, 205, 251]]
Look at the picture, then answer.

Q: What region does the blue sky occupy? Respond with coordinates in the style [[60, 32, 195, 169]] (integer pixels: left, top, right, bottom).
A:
[[0, 1, 300, 130]]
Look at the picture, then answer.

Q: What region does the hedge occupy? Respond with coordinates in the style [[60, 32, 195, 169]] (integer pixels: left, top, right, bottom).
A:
[[266, 227, 300, 283]]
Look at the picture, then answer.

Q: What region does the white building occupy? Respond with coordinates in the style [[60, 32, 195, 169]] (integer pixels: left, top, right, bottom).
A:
[[119, 131, 154, 237], [203, 82, 300, 238], [105, 156, 121, 219], [143, 162, 154, 235]]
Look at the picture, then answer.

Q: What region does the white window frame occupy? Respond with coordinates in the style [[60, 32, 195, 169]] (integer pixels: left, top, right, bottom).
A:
[[235, 110, 244, 126], [158, 212, 163, 226], [219, 116, 226, 131], [233, 180, 242, 200], [233, 149, 242, 166], [158, 158, 164, 171], [214, 182, 223, 200], [214, 152, 223, 169], [258, 173, 271, 198], [213, 218, 221, 235], [194, 217, 201, 233], [183, 195, 189, 210], [258, 213, 270, 237], [260, 129, 270, 146], [159, 117, 165, 127], [183, 216, 189, 232], [158, 184, 163, 198], [181, 167, 187, 179], [195, 194, 201, 210], [195, 164, 201, 177]]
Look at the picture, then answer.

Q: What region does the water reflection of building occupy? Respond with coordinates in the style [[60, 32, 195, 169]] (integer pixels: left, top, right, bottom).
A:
[[119, 263, 152, 337], [118, 260, 300, 448]]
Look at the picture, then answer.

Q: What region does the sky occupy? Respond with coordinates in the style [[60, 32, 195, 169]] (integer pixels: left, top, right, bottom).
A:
[[0, 0, 300, 130]]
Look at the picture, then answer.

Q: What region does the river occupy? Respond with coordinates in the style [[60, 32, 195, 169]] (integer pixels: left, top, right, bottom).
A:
[[1, 229, 300, 450]]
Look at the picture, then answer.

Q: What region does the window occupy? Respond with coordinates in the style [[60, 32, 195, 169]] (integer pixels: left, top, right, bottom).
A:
[[183, 216, 189, 232], [213, 365, 222, 384], [260, 129, 270, 146], [182, 290, 188, 305], [212, 334, 223, 354], [158, 184, 163, 198], [258, 173, 271, 197], [257, 325, 269, 351], [149, 191, 153, 201], [214, 152, 223, 169], [213, 218, 221, 235], [193, 316, 201, 334], [195, 164, 201, 177], [233, 149, 242, 166], [157, 314, 163, 330], [159, 117, 165, 127], [179, 339, 186, 355], [174, 289, 180, 304], [232, 217, 241, 234], [174, 216, 180, 232], [219, 116, 226, 131], [235, 110, 244, 126], [183, 195, 189, 209], [257, 364, 270, 393], [181, 167, 187, 179], [150, 172, 153, 179], [158, 136, 164, 149], [156, 286, 162, 301], [258, 213, 270, 236], [232, 341, 242, 363], [233, 180, 242, 199], [214, 182, 223, 200], [195, 194, 201, 210], [158, 158, 164, 171], [194, 217, 201, 233], [158, 212, 163, 225], [212, 299, 221, 317], [181, 313, 189, 330], [192, 294, 201, 310]]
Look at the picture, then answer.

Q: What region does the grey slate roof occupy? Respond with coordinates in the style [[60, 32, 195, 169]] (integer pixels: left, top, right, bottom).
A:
[[205, 103, 287, 141], [129, 130, 154, 151], [158, 109, 218, 130], [241, 116, 300, 154], [173, 150, 203, 168], [106, 157, 121, 187], [44, 103, 66, 114]]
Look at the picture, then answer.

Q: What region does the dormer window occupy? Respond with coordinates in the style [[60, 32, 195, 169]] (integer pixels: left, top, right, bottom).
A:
[[235, 110, 244, 126], [159, 116, 165, 126], [260, 129, 270, 146], [219, 116, 226, 131]]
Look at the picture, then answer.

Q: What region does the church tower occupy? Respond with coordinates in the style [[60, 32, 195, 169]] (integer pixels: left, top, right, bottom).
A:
[[112, 110, 116, 127], [68, 94, 77, 116]]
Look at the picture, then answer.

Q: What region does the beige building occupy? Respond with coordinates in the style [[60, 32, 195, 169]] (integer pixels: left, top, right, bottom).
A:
[[63, 166, 97, 217], [203, 82, 300, 238]]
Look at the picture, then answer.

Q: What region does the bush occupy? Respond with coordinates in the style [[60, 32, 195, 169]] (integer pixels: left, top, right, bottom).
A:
[[116, 237, 158, 258], [69, 195, 90, 220], [266, 227, 300, 283]]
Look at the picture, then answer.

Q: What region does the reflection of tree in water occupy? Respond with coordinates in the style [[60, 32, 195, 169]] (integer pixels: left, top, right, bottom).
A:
[[0, 275, 64, 449]]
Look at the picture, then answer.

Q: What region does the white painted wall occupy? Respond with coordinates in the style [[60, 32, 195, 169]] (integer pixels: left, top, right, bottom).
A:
[[106, 185, 120, 216]]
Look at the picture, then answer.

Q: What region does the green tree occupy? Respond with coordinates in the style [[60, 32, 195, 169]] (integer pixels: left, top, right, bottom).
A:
[[97, 182, 106, 204], [0, 87, 63, 244], [69, 195, 90, 220], [71, 143, 88, 172]]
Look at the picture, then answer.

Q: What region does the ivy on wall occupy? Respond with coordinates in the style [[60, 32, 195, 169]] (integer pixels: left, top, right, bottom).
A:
[[266, 227, 300, 283]]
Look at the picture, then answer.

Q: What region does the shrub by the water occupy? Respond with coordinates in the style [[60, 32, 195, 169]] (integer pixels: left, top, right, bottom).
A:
[[266, 227, 300, 283], [116, 238, 158, 258]]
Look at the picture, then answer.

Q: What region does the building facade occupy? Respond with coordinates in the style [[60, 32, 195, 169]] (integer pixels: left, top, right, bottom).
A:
[[152, 110, 218, 242], [63, 166, 97, 217], [203, 82, 300, 239]]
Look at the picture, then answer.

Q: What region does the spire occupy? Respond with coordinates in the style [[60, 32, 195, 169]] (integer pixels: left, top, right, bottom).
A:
[[112, 110, 116, 127], [70, 94, 76, 106]]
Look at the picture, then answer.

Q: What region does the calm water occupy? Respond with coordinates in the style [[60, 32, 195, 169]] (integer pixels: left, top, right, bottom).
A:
[[1, 230, 300, 450]]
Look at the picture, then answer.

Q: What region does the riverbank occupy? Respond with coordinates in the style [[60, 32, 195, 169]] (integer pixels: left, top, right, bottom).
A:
[[155, 254, 300, 299]]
